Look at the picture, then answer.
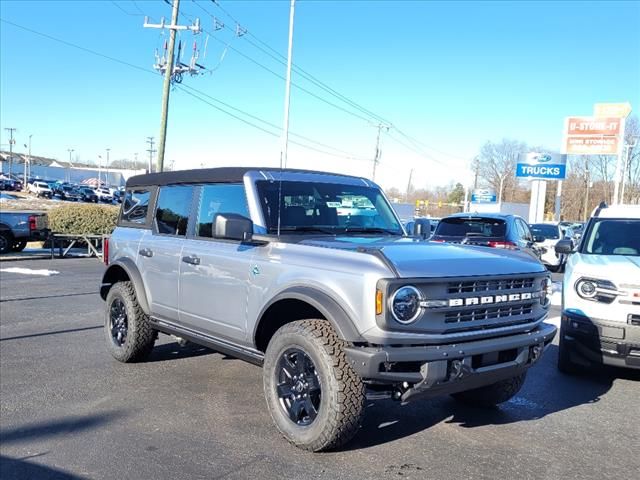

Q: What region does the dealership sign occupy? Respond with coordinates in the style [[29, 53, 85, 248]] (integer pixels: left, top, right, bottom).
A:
[[516, 152, 567, 180], [471, 188, 497, 203], [562, 116, 623, 155]]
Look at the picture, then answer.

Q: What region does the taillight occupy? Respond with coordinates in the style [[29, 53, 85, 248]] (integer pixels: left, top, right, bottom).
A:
[[28, 215, 37, 230], [103, 237, 109, 265], [488, 241, 517, 250]]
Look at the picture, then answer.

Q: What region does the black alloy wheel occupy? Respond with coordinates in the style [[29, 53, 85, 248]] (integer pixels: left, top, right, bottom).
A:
[[109, 298, 128, 347], [276, 347, 322, 426]]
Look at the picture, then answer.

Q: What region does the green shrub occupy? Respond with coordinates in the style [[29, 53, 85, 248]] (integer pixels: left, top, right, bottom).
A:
[[48, 204, 119, 235]]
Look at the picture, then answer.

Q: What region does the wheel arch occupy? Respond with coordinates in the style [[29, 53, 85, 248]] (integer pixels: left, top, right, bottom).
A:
[[253, 287, 364, 353], [100, 258, 150, 314]]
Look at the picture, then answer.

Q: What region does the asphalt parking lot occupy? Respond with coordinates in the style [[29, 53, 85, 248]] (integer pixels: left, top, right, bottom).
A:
[[1, 258, 638, 480]]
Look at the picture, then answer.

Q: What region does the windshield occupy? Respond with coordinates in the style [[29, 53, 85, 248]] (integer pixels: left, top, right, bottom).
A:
[[435, 217, 506, 237], [583, 219, 640, 256], [530, 224, 560, 239], [255, 180, 403, 235]]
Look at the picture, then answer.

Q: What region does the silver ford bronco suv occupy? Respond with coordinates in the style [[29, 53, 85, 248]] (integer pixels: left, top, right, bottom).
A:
[[101, 168, 556, 451]]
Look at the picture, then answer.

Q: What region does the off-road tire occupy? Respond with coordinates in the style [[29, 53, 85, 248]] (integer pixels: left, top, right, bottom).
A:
[[263, 319, 365, 452], [104, 281, 156, 363], [451, 372, 526, 407], [0, 231, 13, 254], [557, 333, 579, 375], [12, 240, 27, 252]]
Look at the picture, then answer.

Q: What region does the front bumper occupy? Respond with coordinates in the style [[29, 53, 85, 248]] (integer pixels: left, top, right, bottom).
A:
[[561, 310, 640, 369], [345, 323, 556, 401]]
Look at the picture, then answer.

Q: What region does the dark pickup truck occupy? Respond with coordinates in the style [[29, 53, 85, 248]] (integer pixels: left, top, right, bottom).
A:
[[0, 210, 49, 254]]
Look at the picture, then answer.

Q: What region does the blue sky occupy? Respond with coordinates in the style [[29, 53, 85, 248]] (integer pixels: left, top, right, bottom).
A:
[[1, 0, 639, 190]]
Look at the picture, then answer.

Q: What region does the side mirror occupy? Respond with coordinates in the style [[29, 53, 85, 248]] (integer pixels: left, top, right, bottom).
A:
[[413, 218, 431, 240], [214, 213, 253, 241], [534, 236, 545, 243], [555, 239, 573, 255]]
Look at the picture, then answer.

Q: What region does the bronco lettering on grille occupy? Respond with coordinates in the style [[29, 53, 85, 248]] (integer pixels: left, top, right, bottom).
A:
[[431, 291, 541, 308]]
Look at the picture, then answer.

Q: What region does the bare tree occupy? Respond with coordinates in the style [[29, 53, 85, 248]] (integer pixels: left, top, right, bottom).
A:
[[476, 139, 527, 202]]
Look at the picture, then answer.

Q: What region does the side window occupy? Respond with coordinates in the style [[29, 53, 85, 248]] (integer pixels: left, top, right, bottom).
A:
[[196, 184, 249, 238], [155, 185, 194, 236], [518, 219, 532, 241], [121, 188, 152, 225]]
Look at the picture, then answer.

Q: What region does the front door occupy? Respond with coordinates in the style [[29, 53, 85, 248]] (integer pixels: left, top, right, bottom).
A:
[[178, 184, 255, 344]]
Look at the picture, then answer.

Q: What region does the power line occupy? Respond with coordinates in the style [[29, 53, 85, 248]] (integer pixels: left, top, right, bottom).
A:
[[193, 1, 467, 161], [110, 1, 145, 17], [0, 18, 369, 164]]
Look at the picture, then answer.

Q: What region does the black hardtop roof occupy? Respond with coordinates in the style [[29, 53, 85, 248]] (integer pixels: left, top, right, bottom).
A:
[[126, 167, 363, 188]]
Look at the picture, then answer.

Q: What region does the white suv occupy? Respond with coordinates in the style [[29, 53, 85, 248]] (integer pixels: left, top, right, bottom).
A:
[[28, 181, 53, 198], [556, 203, 640, 372]]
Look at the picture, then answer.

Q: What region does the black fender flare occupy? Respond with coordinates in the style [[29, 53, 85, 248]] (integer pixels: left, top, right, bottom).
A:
[[100, 258, 150, 314], [254, 286, 364, 344]]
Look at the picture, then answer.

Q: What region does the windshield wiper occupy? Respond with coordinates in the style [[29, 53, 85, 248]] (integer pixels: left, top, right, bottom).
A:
[[342, 227, 402, 235]]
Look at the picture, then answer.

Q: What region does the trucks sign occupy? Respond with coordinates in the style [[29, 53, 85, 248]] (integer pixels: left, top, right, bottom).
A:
[[516, 153, 567, 180]]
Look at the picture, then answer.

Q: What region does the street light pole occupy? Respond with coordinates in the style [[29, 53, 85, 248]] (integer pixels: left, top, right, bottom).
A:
[[620, 137, 638, 204], [67, 148, 74, 182], [279, 0, 296, 169], [106, 148, 111, 187], [23, 135, 32, 190]]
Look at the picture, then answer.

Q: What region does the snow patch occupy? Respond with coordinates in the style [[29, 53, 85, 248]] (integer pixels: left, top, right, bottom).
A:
[[544, 316, 561, 328], [0, 267, 60, 276]]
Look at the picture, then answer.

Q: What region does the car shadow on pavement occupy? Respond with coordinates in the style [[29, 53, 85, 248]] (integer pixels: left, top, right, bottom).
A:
[[146, 341, 214, 363], [0, 455, 88, 480], [0, 412, 126, 479], [344, 344, 633, 451]]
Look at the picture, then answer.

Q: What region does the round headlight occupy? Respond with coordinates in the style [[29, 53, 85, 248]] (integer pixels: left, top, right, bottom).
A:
[[391, 286, 422, 324], [576, 279, 597, 298]]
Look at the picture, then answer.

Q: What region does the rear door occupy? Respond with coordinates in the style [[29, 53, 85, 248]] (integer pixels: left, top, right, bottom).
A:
[[137, 185, 195, 322], [178, 183, 254, 343]]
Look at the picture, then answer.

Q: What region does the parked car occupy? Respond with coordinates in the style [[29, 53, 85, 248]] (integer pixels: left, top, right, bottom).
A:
[[556, 203, 640, 373], [431, 213, 542, 260], [79, 187, 99, 203], [529, 223, 573, 272], [100, 167, 556, 451], [57, 185, 83, 201], [27, 181, 53, 198], [0, 177, 22, 191], [0, 210, 49, 254], [94, 187, 113, 203]]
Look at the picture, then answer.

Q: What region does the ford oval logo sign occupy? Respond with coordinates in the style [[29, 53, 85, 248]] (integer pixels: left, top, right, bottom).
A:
[[534, 154, 552, 163]]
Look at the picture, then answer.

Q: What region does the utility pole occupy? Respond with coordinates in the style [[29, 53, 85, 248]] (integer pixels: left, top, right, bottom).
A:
[[472, 156, 480, 189], [583, 164, 591, 222], [620, 137, 638, 204], [5, 128, 16, 177], [405, 168, 414, 203], [146, 137, 156, 173], [372, 123, 389, 181], [280, 0, 296, 169], [612, 117, 627, 205]]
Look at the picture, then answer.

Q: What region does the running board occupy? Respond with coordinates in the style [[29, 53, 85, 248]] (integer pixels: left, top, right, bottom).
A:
[[150, 317, 265, 366]]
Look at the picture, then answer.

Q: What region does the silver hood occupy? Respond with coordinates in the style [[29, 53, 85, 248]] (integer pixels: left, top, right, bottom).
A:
[[299, 237, 546, 278]]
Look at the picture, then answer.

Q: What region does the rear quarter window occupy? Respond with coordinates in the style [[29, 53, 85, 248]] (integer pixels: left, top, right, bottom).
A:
[[119, 187, 155, 227]]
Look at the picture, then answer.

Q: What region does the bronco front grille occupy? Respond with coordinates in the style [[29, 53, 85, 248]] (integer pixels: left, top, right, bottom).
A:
[[447, 277, 535, 294], [444, 303, 534, 324]]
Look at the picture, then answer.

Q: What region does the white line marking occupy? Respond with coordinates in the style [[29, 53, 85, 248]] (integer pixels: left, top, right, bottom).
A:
[[0, 267, 60, 276]]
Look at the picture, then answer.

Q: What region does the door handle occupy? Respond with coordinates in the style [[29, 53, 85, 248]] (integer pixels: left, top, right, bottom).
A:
[[139, 248, 153, 258], [182, 255, 200, 266]]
